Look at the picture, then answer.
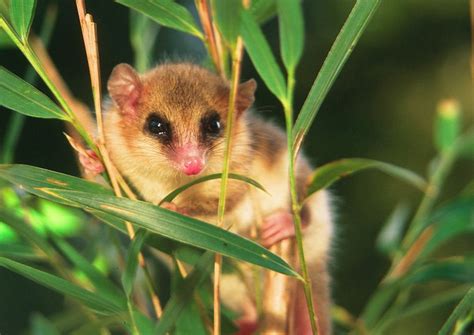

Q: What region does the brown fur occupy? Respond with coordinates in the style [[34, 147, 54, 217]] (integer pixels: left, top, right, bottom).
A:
[[104, 62, 334, 334]]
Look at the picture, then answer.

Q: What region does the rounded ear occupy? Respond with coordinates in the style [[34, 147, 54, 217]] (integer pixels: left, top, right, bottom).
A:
[[107, 63, 142, 116], [236, 79, 257, 114]]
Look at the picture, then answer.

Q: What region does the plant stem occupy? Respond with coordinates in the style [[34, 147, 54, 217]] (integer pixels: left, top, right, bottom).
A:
[[284, 70, 319, 334]]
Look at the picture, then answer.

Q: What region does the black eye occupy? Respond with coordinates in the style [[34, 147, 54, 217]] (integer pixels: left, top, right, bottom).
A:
[[146, 114, 171, 141], [201, 112, 221, 138]]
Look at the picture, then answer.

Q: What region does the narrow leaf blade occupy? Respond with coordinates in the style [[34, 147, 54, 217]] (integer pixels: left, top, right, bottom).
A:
[[159, 172, 267, 205], [122, 229, 148, 296], [9, 0, 36, 41], [438, 287, 474, 335], [241, 10, 286, 101], [306, 158, 426, 199], [277, 0, 304, 71], [0, 257, 126, 315], [0, 67, 68, 120], [116, 0, 203, 39], [212, 0, 242, 49], [293, 0, 382, 152], [0, 164, 298, 277]]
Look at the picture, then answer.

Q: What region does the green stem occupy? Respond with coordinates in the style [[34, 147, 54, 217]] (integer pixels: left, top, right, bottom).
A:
[[284, 70, 318, 334]]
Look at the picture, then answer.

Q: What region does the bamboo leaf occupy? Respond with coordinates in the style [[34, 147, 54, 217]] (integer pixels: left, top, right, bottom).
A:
[[155, 252, 214, 335], [212, 0, 242, 50], [250, 0, 277, 24], [438, 287, 474, 335], [376, 203, 411, 257], [277, 0, 304, 72], [241, 10, 286, 101], [0, 257, 127, 315], [0, 164, 299, 277], [130, 11, 160, 73], [159, 172, 267, 205], [53, 237, 124, 303], [122, 229, 148, 297], [293, 0, 382, 152], [9, 0, 36, 41], [31, 314, 60, 335], [0, 30, 15, 48], [50, 189, 299, 277], [116, 0, 203, 39], [0, 243, 43, 260], [404, 257, 474, 284], [0, 67, 68, 120], [306, 158, 426, 199]]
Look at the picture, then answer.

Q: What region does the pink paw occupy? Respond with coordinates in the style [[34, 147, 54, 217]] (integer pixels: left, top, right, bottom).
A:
[[160, 201, 190, 215], [79, 149, 104, 176], [261, 210, 295, 248]]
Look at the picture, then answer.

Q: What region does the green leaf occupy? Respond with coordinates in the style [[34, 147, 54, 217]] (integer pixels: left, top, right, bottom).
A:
[[438, 287, 474, 335], [0, 257, 127, 315], [306, 158, 426, 199], [241, 10, 286, 101], [212, 0, 242, 50], [159, 172, 267, 205], [277, 0, 304, 72], [0, 164, 298, 277], [122, 229, 148, 297], [404, 257, 474, 284], [418, 195, 474, 260], [435, 100, 461, 152], [0, 243, 43, 260], [0, 67, 68, 120], [0, 208, 56, 259], [53, 237, 124, 303], [376, 202, 411, 257], [0, 29, 15, 48], [116, 0, 203, 39], [156, 252, 214, 335], [293, 0, 382, 152], [130, 11, 160, 73], [250, 0, 277, 24], [9, 0, 36, 41], [30, 314, 60, 335], [51, 189, 299, 277]]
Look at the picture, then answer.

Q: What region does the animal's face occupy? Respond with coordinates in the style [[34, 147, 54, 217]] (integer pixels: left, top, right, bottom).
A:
[[107, 63, 256, 177]]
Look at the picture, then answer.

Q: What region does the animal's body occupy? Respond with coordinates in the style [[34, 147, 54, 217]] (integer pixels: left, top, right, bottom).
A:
[[102, 62, 334, 334]]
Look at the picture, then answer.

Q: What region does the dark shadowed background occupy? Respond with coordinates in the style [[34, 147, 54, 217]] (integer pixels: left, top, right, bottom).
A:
[[1, 0, 473, 334]]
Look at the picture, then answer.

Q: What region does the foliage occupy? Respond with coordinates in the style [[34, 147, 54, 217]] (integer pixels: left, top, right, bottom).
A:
[[0, 0, 473, 334]]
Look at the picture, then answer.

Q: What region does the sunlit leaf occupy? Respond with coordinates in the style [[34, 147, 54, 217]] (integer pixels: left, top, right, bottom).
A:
[[277, 0, 304, 72], [0, 164, 298, 277], [50, 189, 298, 277], [9, 0, 36, 41], [305, 158, 426, 200], [0, 257, 127, 315], [0, 67, 68, 120], [116, 0, 203, 39], [53, 237, 124, 303], [122, 229, 148, 297], [438, 287, 474, 335], [241, 10, 286, 101], [293, 0, 382, 153], [212, 0, 242, 50], [159, 172, 267, 205], [0, 29, 14, 48]]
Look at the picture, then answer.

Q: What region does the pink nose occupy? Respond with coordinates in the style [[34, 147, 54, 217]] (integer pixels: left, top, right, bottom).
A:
[[182, 157, 204, 175]]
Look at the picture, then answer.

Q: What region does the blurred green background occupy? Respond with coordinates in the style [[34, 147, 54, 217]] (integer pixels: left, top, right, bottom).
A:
[[1, 0, 473, 334]]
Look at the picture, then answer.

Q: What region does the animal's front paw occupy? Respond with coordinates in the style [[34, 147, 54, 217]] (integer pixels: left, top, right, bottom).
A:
[[261, 210, 295, 248], [160, 201, 190, 215], [79, 149, 105, 176]]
